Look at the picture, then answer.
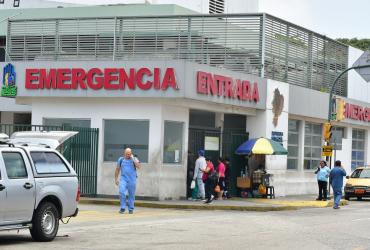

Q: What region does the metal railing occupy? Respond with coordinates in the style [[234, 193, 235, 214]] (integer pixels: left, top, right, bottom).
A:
[[0, 124, 99, 196], [6, 13, 348, 96]]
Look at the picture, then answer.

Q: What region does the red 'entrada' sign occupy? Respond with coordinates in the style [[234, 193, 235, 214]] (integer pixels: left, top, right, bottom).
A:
[[196, 71, 259, 102], [25, 67, 178, 90]]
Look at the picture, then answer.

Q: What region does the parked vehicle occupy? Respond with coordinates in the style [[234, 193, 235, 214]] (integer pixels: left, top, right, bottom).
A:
[[344, 166, 370, 200], [0, 131, 80, 242]]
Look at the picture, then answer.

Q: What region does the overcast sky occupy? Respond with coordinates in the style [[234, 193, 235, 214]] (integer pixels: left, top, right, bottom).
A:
[[51, 0, 369, 39], [259, 0, 369, 39]]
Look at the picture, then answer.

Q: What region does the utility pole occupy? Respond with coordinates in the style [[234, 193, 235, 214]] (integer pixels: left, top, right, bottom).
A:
[[326, 50, 370, 198]]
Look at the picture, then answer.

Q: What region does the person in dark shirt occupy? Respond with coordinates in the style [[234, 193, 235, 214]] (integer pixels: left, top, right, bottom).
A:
[[222, 157, 231, 199], [330, 160, 347, 209]]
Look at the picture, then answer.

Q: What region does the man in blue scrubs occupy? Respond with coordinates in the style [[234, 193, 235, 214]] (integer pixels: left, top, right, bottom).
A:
[[115, 148, 141, 214], [330, 160, 347, 209]]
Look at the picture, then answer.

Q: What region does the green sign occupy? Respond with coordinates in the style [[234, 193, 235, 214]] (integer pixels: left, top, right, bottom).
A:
[[1, 85, 17, 97]]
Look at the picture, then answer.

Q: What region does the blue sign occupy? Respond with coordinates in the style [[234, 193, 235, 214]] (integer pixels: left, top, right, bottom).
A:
[[271, 131, 283, 145], [1, 63, 17, 97]]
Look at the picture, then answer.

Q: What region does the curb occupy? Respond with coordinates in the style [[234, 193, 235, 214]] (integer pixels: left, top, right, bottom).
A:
[[78, 199, 347, 212]]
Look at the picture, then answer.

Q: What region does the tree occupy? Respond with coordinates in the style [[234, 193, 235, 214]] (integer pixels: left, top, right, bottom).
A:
[[336, 38, 370, 51]]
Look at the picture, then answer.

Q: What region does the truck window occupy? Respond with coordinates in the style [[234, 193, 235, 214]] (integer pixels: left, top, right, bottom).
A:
[[2, 152, 28, 179], [30, 152, 70, 174]]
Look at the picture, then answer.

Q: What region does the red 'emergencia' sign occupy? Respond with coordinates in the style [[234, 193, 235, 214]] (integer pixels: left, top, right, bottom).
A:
[[345, 103, 370, 122], [25, 67, 178, 91], [196, 71, 260, 102]]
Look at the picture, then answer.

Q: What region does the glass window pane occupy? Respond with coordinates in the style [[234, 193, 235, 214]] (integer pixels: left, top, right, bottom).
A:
[[287, 159, 298, 170], [288, 146, 298, 157], [304, 160, 311, 170], [304, 135, 311, 146], [304, 147, 311, 157], [288, 120, 299, 132], [163, 121, 184, 164], [44, 118, 91, 128], [31, 152, 69, 174], [357, 151, 364, 161], [288, 133, 298, 144], [312, 136, 322, 146], [358, 140, 364, 149], [312, 147, 322, 158], [104, 120, 149, 162], [312, 124, 322, 135], [2, 152, 27, 179], [312, 160, 320, 169], [305, 124, 311, 133]]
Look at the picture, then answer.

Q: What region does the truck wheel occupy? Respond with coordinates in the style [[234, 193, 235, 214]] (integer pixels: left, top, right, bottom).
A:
[[357, 197, 362, 201], [30, 202, 59, 242]]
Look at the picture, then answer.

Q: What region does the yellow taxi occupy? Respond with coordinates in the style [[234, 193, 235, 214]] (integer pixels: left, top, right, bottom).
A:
[[344, 166, 370, 200]]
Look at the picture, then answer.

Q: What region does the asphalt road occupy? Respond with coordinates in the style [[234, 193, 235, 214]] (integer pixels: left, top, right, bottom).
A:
[[1, 200, 370, 250]]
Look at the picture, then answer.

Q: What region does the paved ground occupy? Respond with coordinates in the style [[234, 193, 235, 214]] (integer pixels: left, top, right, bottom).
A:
[[0, 200, 369, 250]]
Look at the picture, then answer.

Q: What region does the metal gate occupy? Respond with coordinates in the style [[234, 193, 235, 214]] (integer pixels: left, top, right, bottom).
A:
[[222, 129, 249, 197], [187, 127, 221, 198], [187, 127, 248, 198], [0, 124, 99, 196]]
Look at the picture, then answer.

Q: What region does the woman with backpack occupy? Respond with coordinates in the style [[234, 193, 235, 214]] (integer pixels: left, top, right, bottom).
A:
[[203, 158, 217, 204]]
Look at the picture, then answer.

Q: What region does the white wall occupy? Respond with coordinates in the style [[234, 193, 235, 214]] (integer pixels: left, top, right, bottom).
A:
[[30, 97, 193, 200], [31, 98, 165, 198], [160, 105, 189, 200], [1, 97, 31, 112], [246, 79, 289, 196]]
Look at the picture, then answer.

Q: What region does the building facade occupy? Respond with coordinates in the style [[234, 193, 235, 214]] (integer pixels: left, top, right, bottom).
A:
[[0, 5, 369, 199]]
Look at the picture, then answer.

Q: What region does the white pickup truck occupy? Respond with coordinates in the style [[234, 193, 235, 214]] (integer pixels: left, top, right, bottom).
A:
[[0, 131, 79, 242]]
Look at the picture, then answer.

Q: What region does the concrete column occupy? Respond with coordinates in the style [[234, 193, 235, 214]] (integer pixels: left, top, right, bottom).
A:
[[298, 120, 305, 171]]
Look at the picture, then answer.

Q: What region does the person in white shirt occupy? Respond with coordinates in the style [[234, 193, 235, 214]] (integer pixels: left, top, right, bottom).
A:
[[192, 149, 207, 201]]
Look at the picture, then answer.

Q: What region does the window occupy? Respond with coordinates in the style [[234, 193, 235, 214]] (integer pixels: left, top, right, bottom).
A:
[[2, 152, 27, 179], [30, 152, 69, 174], [351, 169, 370, 178], [104, 120, 149, 162], [287, 119, 299, 170], [304, 122, 322, 170], [163, 121, 184, 164], [43, 118, 91, 128], [13, 0, 20, 7], [351, 129, 365, 170]]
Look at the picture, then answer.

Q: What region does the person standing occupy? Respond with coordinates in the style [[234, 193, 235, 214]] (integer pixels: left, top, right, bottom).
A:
[[216, 157, 226, 200], [314, 160, 330, 201], [193, 150, 207, 201], [222, 157, 231, 199], [115, 148, 141, 214], [330, 160, 347, 209], [203, 158, 216, 204]]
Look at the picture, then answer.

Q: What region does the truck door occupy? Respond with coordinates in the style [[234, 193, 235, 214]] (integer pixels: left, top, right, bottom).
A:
[[0, 163, 6, 225], [1, 149, 35, 223]]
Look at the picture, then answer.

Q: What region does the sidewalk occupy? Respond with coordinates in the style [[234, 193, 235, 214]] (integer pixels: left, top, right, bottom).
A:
[[80, 195, 349, 212]]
